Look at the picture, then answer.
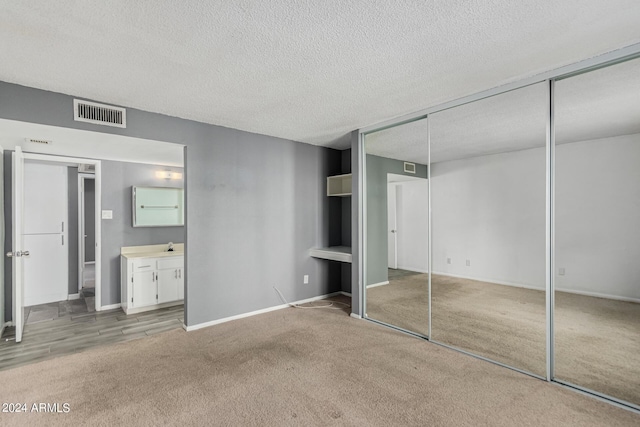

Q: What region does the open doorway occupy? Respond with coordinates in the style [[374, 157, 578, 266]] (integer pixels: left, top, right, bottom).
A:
[[78, 172, 96, 307], [387, 173, 429, 274], [20, 155, 101, 328]]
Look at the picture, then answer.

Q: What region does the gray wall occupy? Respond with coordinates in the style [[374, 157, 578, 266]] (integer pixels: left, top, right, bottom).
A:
[[340, 148, 352, 293], [68, 167, 79, 295], [366, 154, 427, 286], [84, 178, 95, 263], [101, 160, 184, 305], [0, 81, 341, 326]]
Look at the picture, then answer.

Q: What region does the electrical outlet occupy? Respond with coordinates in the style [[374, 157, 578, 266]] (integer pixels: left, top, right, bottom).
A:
[[466, 259, 470, 267], [559, 268, 565, 276], [447, 258, 451, 264], [303, 275, 309, 284]]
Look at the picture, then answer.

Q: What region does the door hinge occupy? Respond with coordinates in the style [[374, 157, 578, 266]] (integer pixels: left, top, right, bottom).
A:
[[131, 297, 133, 303], [156, 294, 158, 299]]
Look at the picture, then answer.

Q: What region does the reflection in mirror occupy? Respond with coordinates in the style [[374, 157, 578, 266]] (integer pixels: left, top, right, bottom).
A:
[[364, 118, 429, 336], [554, 57, 640, 406], [430, 83, 547, 376]]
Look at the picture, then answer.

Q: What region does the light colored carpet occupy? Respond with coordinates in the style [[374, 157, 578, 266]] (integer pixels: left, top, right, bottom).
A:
[[0, 296, 638, 426], [366, 272, 640, 406]]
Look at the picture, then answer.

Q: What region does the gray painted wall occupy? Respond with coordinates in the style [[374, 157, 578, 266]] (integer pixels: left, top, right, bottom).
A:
[[366, 154, 427, 286], [84, 178, 95, 263], [340, 148, 352, 293], [68, 167, 79, 295], [0, 81, 341, 326], [101, 160, 184, 305]]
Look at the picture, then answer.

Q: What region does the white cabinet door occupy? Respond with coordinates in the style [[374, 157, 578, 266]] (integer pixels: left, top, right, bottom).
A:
[[177, 268, 184, 300], [132, 271, 157, 307], [157, 269, 179, 303]]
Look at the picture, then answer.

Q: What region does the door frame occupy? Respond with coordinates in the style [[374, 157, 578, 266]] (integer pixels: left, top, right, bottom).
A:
[[387, 182, 398, 269], [78, 173, 95, 291], [21, 152, 102, 311]]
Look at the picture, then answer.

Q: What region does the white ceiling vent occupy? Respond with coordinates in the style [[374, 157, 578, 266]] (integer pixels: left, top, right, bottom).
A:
[[73, 99, 126, 128], [79, 164, 95, 173], [404, 162, 416, 174]]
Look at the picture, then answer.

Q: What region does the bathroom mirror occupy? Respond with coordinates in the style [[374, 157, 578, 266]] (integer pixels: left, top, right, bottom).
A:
[[132, 186, 184, 227]]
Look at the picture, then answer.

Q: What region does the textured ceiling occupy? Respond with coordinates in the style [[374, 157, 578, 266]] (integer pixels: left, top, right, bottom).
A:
[[365, 56, 640, 164], [1, 1, 640, 149]]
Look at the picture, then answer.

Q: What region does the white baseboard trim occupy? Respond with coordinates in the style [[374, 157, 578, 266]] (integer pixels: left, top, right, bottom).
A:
[[100, 303, 122, 311], [433, 271, 640, 304], [68, 293, 80, 300], [184, 292, 342, 332], [397, 266, 429, 274], [366, 281, 389, 289], [350, 313, 362, 319], [555, 288, 640, 304], [340, 291, 352, 297], [433, 271, 542, 291]]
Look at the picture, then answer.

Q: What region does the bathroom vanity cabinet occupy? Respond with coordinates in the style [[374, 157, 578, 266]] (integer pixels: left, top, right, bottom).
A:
[[121, 244, 184, 314]]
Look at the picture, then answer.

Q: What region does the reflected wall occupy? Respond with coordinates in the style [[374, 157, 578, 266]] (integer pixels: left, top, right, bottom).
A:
[[429, 83, 547, 376], [364, 119, 430, 336], [554, 57, 640, 406]]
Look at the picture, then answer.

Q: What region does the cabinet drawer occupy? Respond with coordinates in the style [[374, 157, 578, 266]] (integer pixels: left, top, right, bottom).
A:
[[132, 259, 155, 272], [157, 257, 183, 270]]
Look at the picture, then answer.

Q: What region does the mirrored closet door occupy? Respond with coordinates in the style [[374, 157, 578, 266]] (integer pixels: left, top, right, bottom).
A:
[[364, 118, 430, 336], [554, 57, 640, 407], [429, 83, 547, 376]]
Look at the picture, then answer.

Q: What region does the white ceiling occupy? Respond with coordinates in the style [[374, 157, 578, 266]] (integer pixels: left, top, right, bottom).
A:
[[1, 1, 640, 149], [365, 57, 640, 164]]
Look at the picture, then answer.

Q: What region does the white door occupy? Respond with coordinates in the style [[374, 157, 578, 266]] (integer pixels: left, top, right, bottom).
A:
[[387, 183, 398, 269], [9, 147, 25, 342], [23, 162, 68, 306]]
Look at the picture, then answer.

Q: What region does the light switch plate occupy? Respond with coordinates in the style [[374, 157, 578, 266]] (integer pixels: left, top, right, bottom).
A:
[[101, 210, 113, 219]]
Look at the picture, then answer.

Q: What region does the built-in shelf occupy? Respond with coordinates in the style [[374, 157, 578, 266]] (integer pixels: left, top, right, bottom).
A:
[[309, 246, 352, 263], [327, 173, 352, 197]]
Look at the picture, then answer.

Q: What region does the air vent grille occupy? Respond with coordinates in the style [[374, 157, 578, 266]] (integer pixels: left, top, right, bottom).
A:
[[73, 99, 126, 128], [25, 138, 52, 145], [404, 162, 416, 174]]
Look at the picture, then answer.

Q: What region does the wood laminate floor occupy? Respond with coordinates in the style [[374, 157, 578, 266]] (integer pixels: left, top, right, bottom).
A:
[[0, 304, 184, 371]]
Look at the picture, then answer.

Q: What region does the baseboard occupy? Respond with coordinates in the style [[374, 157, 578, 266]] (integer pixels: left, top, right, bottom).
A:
[[433, 271, 542, 291], [68, 293, 81, 300], [350, 313, 362, 319], [184, 292, 343, 332], [366, 281, 389, 289], [397, 266, 429, 274], [122, 301, 181, 315], [100, 303, 122, 311], [433, 271, 640, 303], [340, 291, 352, 297], [555, 288, 640, 304]]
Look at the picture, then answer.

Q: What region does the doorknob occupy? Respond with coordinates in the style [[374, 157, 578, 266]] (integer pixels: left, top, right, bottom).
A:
[[391, 230, 397, 233], [6, 250, 30, 258]]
